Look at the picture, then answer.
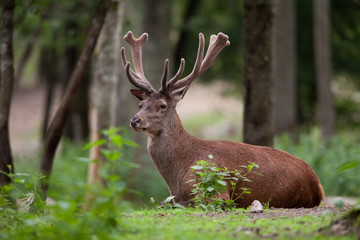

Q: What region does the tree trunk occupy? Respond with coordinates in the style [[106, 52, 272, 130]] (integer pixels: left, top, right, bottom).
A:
[[313, 0, 335, 139], [272, 0, 297, 136], [40, 0, 111, 198], [243, 0, 274, 147], [87, 0, 126, 186], [39, 44, 58, 143], [113, 0, 130, 126], [14, 28, 41, 87], [0, 0, 15, 186], [142, 0, 171, 85], [62, 20, 90, 144], [14, 7, 50, 88], [85, 1, 126, 209], [173, 0, 200, 75]]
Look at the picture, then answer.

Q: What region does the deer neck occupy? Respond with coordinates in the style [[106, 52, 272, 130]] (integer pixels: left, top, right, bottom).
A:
[[146, 111, 196, 189]]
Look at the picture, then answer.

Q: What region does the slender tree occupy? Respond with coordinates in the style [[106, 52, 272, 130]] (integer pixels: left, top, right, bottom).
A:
[[40, 0, 111, 197], [272, 0, 297, 136], [62, 19, 90, 143], [314, 0, 335, 138], [0, 0, 15, 186], [86, 0, 126, 208], [39, 38, 58, 143], [243, 0, 274, 147]]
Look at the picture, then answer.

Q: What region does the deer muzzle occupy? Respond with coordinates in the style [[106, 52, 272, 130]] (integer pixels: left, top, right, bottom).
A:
[[130, 116, 147, 131], [130, 116, 141, 127]]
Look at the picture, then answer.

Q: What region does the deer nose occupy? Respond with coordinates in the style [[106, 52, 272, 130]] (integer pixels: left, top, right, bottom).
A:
[[130, 117, 141, 127]]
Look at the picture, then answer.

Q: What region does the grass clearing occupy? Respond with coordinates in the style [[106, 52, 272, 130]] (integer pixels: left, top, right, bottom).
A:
[[120, 207, 358, 240], [1, 206, 357, 239]]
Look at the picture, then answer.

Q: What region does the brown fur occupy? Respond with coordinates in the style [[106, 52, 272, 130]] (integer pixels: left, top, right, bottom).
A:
[[130, 92, 324, 208]]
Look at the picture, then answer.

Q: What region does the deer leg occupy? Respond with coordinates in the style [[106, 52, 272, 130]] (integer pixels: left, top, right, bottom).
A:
[[217, 191, 231, 201]]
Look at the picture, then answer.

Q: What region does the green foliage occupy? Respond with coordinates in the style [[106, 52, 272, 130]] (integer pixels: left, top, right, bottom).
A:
[[275, 128, 360, 197], [81, 126, 140, 210], [0, 166, 45, 212], [187, 155, 258, 211], [0, 127, 139, 239]]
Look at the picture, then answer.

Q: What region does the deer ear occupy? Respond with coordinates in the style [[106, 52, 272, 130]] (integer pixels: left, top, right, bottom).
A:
[[171, 86, 188, 101], [130, 89, 146, 100]]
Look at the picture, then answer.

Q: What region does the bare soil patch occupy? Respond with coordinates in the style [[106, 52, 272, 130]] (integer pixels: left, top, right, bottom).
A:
[[195, 205, 353, 219]]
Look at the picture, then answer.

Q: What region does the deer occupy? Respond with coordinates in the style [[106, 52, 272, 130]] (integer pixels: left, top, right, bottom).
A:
[[120, 31, 324, 208]]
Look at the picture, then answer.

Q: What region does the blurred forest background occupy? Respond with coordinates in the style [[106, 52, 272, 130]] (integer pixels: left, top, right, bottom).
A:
[[1, 0, 360, 207]]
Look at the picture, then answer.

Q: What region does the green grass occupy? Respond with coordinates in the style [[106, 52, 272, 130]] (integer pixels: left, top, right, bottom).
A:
[[0, 207, 357, 240], [121, 209, 330, 240]]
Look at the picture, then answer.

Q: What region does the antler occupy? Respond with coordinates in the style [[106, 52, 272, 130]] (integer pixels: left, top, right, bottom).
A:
[[163, 32, 230, 94], [121, 31, 155, 93], [121, 31, 230, 96]]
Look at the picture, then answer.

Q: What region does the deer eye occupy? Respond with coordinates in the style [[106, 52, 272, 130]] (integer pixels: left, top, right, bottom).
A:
[[160, 104, 167, 109]]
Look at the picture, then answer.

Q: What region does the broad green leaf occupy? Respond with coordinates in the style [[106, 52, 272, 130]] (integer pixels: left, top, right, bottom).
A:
[[106, 175, 120, 182], [122, 139, 140, 147], [119, 161, 140, 169], [217, 180, 227, 186], [337, 161, 359, 173], [14, 172, 30, 177], [77, 157, 91, 163], [207, 186, 215, 192], [203, 174, 211, 183], [190, 165, 203, 170], [110, 134, 123, 148], [164, 196, 175, 203], [82, 139, 106, 150], [101, 126, 123, 136], [101, 149, 121, 162], [13, 178, 25, 184], [174, 203, 186, 209]]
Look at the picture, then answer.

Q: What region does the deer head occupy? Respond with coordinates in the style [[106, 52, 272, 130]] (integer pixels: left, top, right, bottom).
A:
[[120, 31, 230, 137]]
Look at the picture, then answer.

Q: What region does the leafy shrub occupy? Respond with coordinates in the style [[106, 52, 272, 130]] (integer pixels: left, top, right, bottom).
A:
[[187, 155, 258, 211]]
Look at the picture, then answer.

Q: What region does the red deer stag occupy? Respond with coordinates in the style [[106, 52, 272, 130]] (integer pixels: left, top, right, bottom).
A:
[[120, 31, 324, 208]]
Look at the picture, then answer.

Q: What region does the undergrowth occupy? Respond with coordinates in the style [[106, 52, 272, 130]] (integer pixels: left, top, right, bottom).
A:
[[275, 128, 360, 197]]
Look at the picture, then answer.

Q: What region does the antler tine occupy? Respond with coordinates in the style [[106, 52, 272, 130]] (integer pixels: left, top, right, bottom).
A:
[[166, 58, 185, 90], [124, 63, 152, 91], [199, 32, 230, 75], [122, 31, 155, 93], [166, 33, 229, 94], [160, 59, 169, 92], [168, 33, 205, 92]]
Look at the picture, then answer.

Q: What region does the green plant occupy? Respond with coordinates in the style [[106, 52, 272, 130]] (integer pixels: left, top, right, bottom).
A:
[[0, 166, 46, 213], [187, 155, 259, 211], [156, 196, 186, 210], [81, 126, 140, 211]]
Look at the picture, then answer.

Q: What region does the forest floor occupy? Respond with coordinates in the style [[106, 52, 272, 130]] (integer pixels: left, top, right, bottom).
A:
[[121, 206, 360, 239]]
